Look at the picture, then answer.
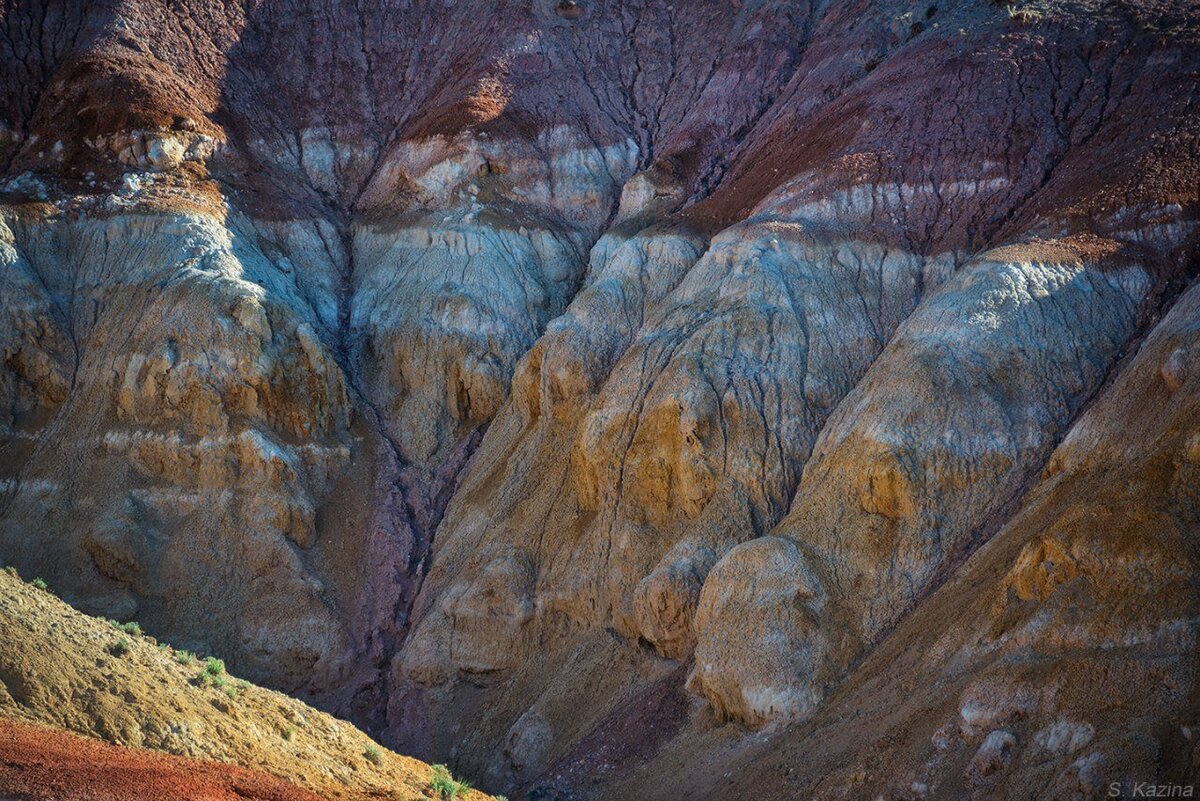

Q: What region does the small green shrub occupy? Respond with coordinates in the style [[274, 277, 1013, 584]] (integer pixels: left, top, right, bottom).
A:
[[106, 619, 141, 636], [111, 636, 131, 656], [430, 764, 452, 793], [3, 565, 18, 579], [236, 679, 250, 692], [282, 724, 296, 741], [429, 764, 470, 798], [30, 577, 48, 591], [176, 650, 196, 665], [364, 744, 382, 765], [224, 685, 238, 699], [204, 657, 225, 676]]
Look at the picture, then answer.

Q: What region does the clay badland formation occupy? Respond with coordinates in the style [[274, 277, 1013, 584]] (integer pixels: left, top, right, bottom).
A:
[[0, 0, 1199, 798]]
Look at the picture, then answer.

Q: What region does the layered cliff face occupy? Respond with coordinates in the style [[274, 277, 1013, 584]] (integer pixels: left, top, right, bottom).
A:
[[1, 1, 1198, 798]]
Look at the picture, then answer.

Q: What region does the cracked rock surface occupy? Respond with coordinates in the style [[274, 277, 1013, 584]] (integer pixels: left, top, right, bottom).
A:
[[1, 1, 1199, 798]]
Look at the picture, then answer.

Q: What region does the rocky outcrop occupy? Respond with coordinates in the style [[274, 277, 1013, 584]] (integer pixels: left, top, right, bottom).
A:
[[1, 1, 1198, 799], [0, 208, 364, 697], [689, 240, 1154, 726], [605, 240, 1200, 801]]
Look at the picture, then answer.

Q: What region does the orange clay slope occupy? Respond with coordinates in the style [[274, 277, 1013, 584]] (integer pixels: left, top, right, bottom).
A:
[[0, 719, 327, 801]]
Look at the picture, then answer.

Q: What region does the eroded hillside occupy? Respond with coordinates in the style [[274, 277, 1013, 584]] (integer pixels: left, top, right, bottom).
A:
[[0, 568, 492, 800], [0, 1, 1198, 799]]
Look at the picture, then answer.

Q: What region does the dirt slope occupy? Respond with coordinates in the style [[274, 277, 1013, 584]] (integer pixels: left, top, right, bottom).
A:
[[0, 568, 490, 801], [0, 719, 326, 801]]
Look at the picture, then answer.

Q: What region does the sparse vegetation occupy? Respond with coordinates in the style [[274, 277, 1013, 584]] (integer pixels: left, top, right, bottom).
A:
[[1005, 3, 1043, 24], [106, 619, 143, 636], [193, 660, 242, 697], [3, 565, 19, 578], [30, 577, 48, 591], [429, 764, 470, 798], [1, 569, 447, 797]]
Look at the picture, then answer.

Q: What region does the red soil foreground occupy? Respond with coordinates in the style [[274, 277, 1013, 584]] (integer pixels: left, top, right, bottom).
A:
[[0, 719, 324, 801]]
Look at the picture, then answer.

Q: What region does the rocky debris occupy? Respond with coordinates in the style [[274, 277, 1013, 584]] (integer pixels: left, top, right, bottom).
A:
[[965, 729, 1017, 784], [94, 129, 216, 171], [1034, 721, 1095, 755]]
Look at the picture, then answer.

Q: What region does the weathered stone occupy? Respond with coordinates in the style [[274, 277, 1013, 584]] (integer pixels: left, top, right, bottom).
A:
[[1, 2, 1198, 799]]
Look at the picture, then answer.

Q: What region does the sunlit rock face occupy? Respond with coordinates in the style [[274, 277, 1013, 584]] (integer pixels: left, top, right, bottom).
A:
[[2, 0, 1200, 798], [689, 245, 1152, 727]]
